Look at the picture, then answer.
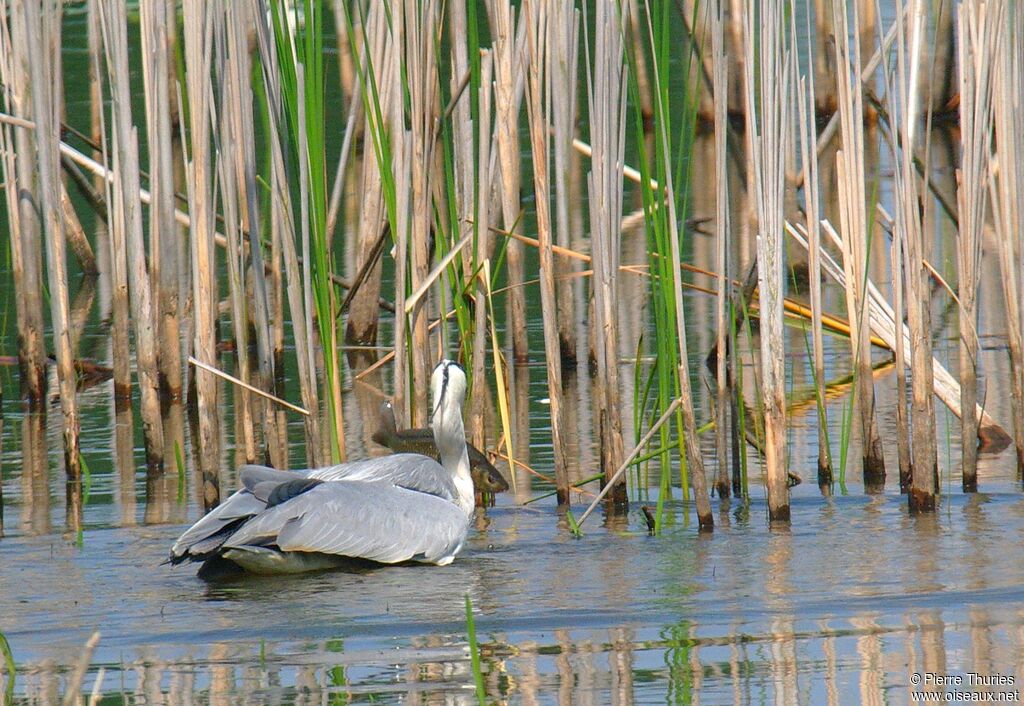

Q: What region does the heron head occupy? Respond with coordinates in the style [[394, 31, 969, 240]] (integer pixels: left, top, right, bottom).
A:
[[430, 359, 467, 423]]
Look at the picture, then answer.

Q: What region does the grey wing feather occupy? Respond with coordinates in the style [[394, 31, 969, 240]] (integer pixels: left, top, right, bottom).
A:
[[171, 466, 307, 561], [239, 464, 306, 490], [169, 488, 266, 561], [307, 454, 458, 501], [222, 481, 468, 564]]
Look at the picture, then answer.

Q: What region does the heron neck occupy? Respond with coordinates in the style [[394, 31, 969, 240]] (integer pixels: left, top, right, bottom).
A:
[[434, 405, 474, 515]]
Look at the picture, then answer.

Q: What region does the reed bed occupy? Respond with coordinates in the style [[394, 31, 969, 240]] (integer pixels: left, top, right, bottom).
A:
[[0, 0, 1021, 535]]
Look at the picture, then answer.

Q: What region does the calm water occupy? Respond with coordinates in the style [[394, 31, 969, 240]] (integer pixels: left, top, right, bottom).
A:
[[2, 337, 1024, 704]]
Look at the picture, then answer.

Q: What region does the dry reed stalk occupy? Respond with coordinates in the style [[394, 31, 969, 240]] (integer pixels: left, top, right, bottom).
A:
[[640, 1, 713, 529], [403, 0, 439, 426], [524, 0, 571, 502], [712, 0, 730, 499], [140, 0, 181, 401], [99, 0, 167, 469], [795, 11, 832, 490], [60, 186, 97, 274], [585, 0, 626, 504], [226, 0, 282, 466], [792, 217, 1007, 449], [183, 0, 221, 508], [89, 0, 132, 410], [382, 4, 412, 425], [831, 0, 886, 489], [894, 0, 936, 510], [0, 0, 45, 405], [252, 0, 322, 465], [920, 1, 958, 113], [955, 1, 1002, 491], [990, 2, 1024, 477], [486, 0, 529, 364], [447, 0, 474, 326], [469, 53, 494, 451], [812, 0, 838, 114], [551, 1, 579, 364], [214, 63, 256, 463], [0, 1, 41, 401], [743, 0, 789, 520], [624, 0, 653, 123], [24, 0, 82, 519], [345, 3, 389, 346], [890, 230, 911, 490], [331, 0, 356, 107]]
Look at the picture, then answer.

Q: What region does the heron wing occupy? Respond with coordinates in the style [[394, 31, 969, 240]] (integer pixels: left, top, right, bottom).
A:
[[221, 481, 469, 564], [307, 454, 458, 501], [169, 488, 266, 562]]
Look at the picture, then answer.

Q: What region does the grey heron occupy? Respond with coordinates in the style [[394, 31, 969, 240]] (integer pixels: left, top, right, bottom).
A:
[[169, 360, 475, 575]]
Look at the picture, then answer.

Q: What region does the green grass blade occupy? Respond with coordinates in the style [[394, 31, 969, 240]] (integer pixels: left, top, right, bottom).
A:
[[464, 594, 486, 704]]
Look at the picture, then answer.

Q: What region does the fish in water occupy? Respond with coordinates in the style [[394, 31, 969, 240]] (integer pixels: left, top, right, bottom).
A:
[[372, 399, 509, 495], [169, 360, 475, 576]]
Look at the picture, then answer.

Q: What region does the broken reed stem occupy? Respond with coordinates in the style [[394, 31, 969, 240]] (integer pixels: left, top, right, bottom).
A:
[[188, 356, 310, 416], [791, 218, 1006, 446], [990, 1, 1024, 477], [577, 397, 683, 527], [744, 0, 789, 521], [524, 0, 571, 503], [586, 0, 626, 504], [712, 0, 730, 500], [26, 0, 82, 522], [955, 1, 1002, 492]]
